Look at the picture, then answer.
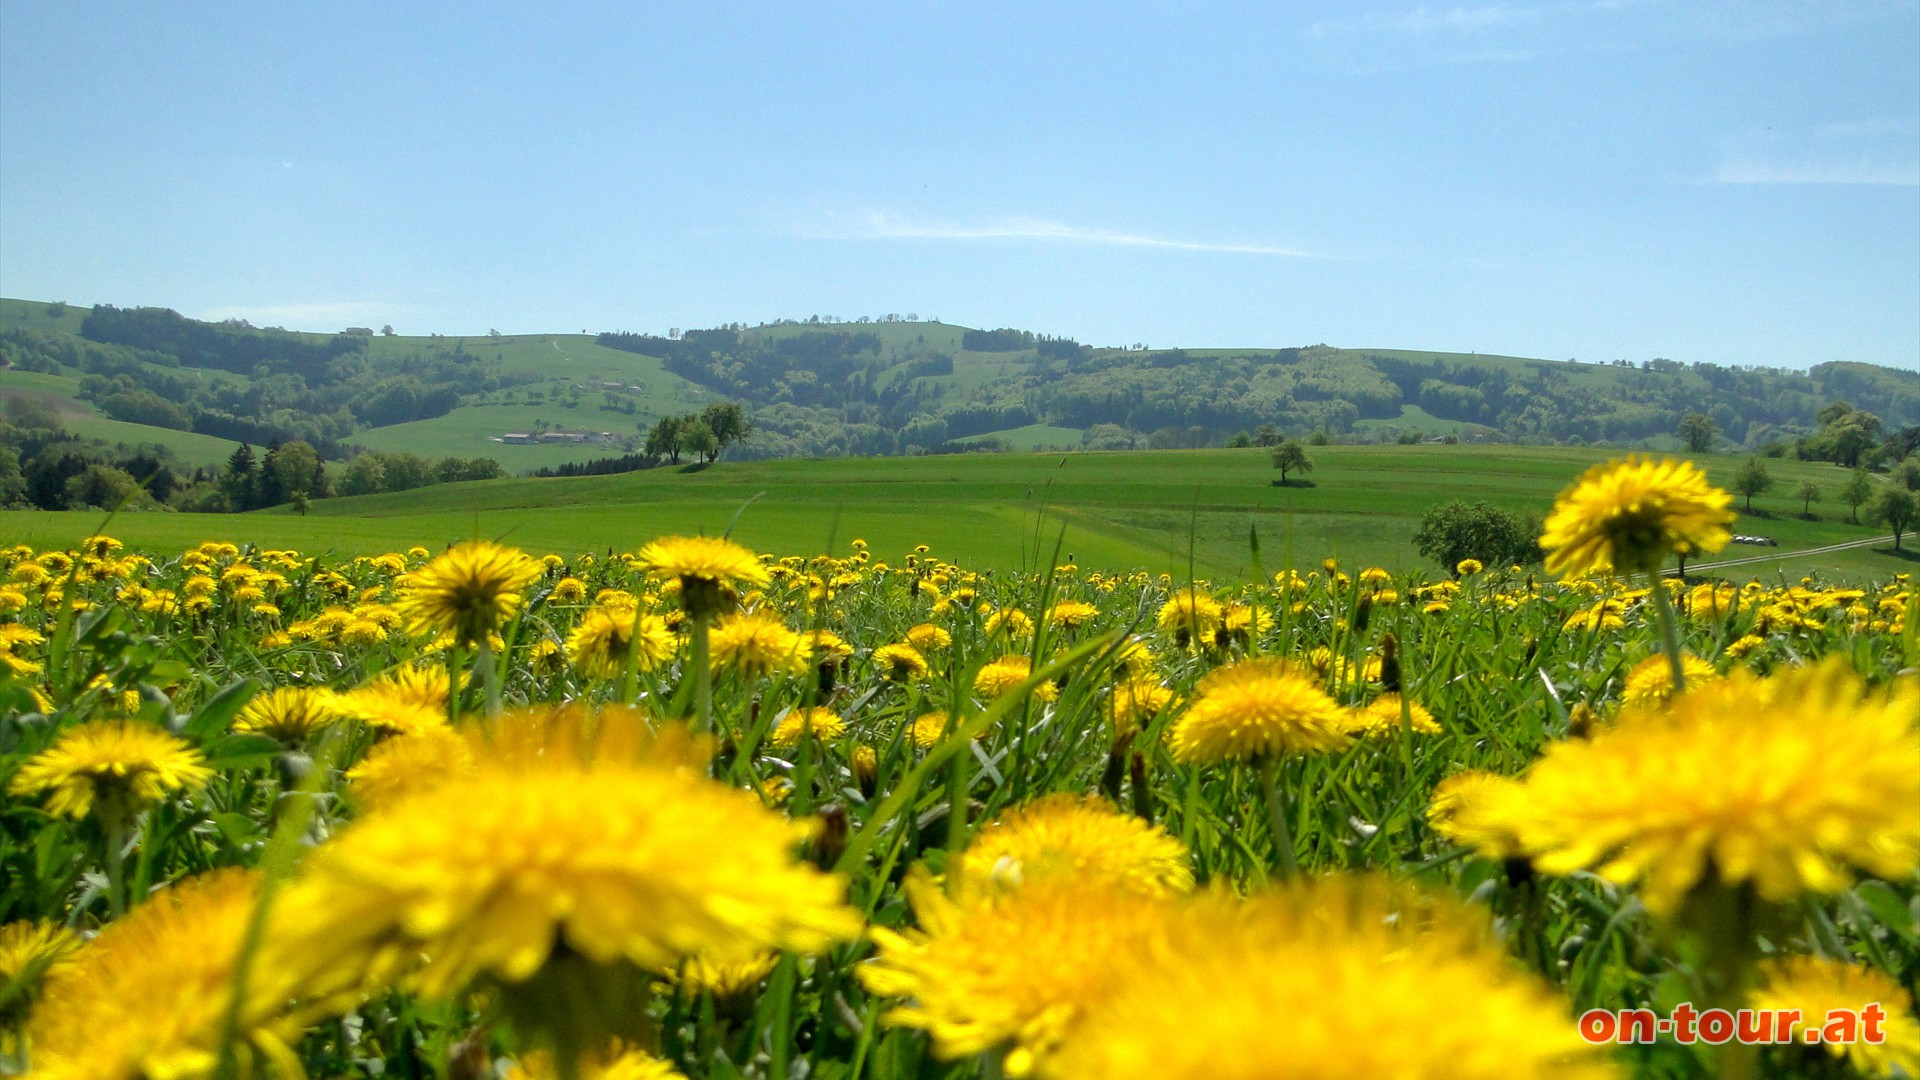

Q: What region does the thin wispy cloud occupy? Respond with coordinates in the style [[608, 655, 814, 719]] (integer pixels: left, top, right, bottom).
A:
[[1697, 118, 1920, 186], [1309, 4, 1558, 37], [798, 211, 1320, 258]]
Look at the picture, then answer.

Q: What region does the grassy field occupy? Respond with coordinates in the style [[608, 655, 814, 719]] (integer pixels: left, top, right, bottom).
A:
[[5, 444, 1905, 581]]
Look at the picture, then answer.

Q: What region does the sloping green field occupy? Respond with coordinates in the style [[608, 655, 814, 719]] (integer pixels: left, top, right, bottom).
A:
[[5, 445, 1904, 582]]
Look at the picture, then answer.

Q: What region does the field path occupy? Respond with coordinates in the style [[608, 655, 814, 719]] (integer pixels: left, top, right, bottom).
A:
[[1670, 534, 1898, 575]]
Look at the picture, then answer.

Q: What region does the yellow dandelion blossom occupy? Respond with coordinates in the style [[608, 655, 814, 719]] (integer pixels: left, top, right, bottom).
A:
[[956, 793, 1192, 899], [1168, 658, 1349, 765], [1425, 770, 1529, 859], [860, 871, 1177, 1077], [26, 869, 308, 1080], [1106, 677, 1173, 738], [1540, 455, 1735, 578], [567, 603, 675, 679], [909, 711, 965, 749], [1749, 955, 1920, 1078], [1046, 600, 1099, 629], [269, 710, 860, 1023], [1456, 557, 1485, 576], [234, 686, 348, 744], [1347, 694, 1441, 736], [396, 541, 541, 648], [770, 706, 846, 749], [1156, 588, 1223, 640], [873, 642, 930, 682], [551, 576, 589, 603], [983, 607, 1034, 639], [0, 919, 80, 1039], [633, 536, 768, 619], [1619, 652, 1718, 708], [673, 953, 780, 1003], [708, 611, 808, 679], [1490, 660, 1920, 916], [345, 727, 477, 813], [8, 720, 212, 820], [974, 655, 1058, 703], [1724, 633, 1766, 660], [905, 622, 952, 651], [331, 666, 453, 740], [804, 629, 854, 662], [1042, 876, 1618, 1080]]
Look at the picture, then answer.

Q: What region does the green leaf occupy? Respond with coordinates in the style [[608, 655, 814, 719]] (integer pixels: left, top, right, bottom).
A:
[[183, 679, 259, 741], [1857, 881, 1918, 942], [200, 733, 282, 770]]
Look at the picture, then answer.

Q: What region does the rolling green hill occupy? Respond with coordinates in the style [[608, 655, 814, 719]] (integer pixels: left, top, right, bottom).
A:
[[7, 444, 1905, 582]]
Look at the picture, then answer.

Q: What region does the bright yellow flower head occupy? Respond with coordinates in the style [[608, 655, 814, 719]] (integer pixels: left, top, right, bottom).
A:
[[1156, 588, 1223, 639], [770, 706, 846, 749], [954, 793, 1192, 899], [0, 919, 80, 1036], [1041, 876, 1619, 1080], [336, 666, 453, 737], [906, 622, 952, 651], [708, 611, 808, 679], [234, 686, 348, 744], [873, 642, 931, 682], [1749, 955, 1920, 1078], [633, 535, 769, 594], [1619, 652, 1718, 708], [1167, 658, 1350, 765], [8, 720, 212, 821], [26, 869, 308, 1080], [1046, 600, 1099, 629], [983, 607, 1034, 639], [345, 727, 477, 813], [396, 541, 542, 648], [1490, 660, 1920, 916], [1106, 677, 1173, 738], [974, 655, 1058, 703], [1425, 769, 1529, 860], [507, 1045, 686, 1080], [1540, 456, 1735, 578], [909, 711, 965, 749], [271, 708, 860, 1017], [567, 603, 675, 679], [860, 872, 1177, 1077], [1347, 693, 1441, 736]]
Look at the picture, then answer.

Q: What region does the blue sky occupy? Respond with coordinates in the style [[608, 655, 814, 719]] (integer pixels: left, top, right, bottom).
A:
[[1, 1, 1915, 369]]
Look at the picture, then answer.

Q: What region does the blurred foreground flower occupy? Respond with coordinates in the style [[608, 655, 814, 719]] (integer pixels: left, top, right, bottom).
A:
[[397, 540, 541, 647]]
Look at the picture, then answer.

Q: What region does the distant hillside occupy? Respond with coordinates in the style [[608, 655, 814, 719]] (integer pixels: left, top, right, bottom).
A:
[[4, 298, 1918, 476]]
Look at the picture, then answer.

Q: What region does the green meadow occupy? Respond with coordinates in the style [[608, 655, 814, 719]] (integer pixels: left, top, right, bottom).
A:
[[5, 444, 1903, 581]]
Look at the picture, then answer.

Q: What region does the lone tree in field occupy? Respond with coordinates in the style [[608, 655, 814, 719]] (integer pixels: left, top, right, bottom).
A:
[[1871, 488, 1918, 553], [1271, 440, 1313, 485], [1842, 468, 1875, 524], [1412, 501, 1543, 575], [1793, 480, 1822, 518], [1731, 456, 1773, 512], [1678, 411, 1719, 453]]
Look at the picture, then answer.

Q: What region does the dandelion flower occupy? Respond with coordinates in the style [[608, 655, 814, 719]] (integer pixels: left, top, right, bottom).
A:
[[709, 611, 808, 679], [235, 685, 348, 744], [1488, 660, 1920, 916], [270, 708, 860, 1042], [345, 727, 477, 812], [1540, 456, 1735, 578], [1167, 658, 1349, 765], [567, 603, 674, 679], [1425, 770, 1529, 860], [906, 623, 952, 651], [975, 655, 1058, 703], [26, 869, 308, 1080], [983, 607, 1033, 639], [860, 872, 1177, 1077], [507, 1045, 686, 1080], [1046, 600, 1099, 629], [0, 920, 80, 1042], [633, 536, 768, 619], [873, 642, 930, 682], [1156, 588, 1222, 642], [909, 711, 965, 749], [1347, 694, 1441, 736], [397, 541, 541, 647], [1042, 876, 1617, 1080], [770, 706, 846, 749], [1618, 652, 1718, 708], [1749, 955, 1920, 1078], [1106, 677, 1173, 738], [8, 720, 212, 821], [955, 793, 1192, 898]]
